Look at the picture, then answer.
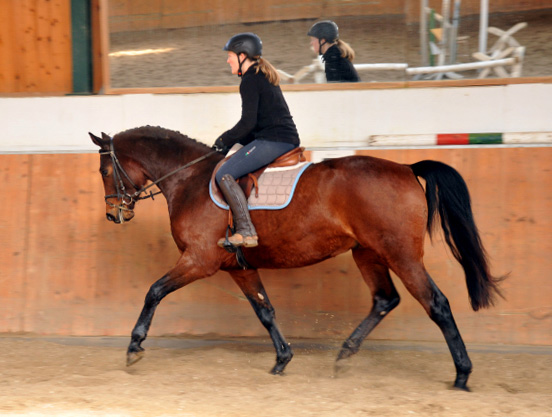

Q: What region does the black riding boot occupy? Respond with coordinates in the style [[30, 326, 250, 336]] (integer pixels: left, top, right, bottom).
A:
[[217, 174, 258, 248]]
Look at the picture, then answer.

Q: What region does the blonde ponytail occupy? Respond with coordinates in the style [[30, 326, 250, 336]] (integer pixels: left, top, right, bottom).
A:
[[336, 39, 355, 61], [254, 57, 281, 86]]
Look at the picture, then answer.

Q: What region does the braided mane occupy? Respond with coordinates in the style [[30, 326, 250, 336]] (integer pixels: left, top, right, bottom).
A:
[[115, 125, 211, 152]]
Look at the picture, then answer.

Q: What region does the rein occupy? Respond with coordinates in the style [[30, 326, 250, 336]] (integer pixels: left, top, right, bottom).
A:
[[100, 138, 250, 268], [100, 139, 217, 210]]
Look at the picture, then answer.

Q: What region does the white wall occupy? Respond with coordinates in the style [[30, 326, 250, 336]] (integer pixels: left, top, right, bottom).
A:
[[1, 82, 551, 153]]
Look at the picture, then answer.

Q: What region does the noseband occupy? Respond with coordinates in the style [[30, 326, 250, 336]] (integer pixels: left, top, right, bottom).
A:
[[99, 139, 217, 220]]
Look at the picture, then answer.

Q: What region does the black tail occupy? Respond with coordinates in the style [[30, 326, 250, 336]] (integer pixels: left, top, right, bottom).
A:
[[411, 160, 504, 311]]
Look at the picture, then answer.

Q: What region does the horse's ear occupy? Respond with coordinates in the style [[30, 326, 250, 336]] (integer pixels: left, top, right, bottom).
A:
[[89, 132, 109, 148], [101, 132, 112, 141]]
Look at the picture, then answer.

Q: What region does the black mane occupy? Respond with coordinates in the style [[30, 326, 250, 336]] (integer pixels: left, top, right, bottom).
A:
[[115, 125, 211, 153]]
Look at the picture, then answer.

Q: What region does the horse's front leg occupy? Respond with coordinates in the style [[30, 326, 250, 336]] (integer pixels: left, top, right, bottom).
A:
[[127, 263, 205, 366], [230, 269, 294, 374]]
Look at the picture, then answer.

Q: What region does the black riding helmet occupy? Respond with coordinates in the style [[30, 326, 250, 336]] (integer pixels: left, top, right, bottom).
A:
[[223, 33, 263, 77], [307, 21, 339, 55]]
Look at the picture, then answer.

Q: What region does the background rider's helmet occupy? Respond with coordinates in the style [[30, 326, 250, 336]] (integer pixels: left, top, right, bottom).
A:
[[223, 33, 263, 58], [307, 20, 339, 42]]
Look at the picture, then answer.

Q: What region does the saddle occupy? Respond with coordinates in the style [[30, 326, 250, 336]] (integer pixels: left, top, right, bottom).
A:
[[210, 145, 311, 210], [241, 146, 306, 198]]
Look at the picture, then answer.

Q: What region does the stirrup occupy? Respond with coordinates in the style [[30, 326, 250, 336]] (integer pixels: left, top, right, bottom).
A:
[[218, 226, 235, 249]]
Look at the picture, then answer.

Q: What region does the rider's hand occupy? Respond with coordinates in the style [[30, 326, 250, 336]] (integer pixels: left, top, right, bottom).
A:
[[212, 137, 230, 155]]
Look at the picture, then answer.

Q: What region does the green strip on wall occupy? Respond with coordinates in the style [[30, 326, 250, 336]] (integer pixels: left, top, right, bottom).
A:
[[71, 0, 92, 94], [469, 133, 503, 144]]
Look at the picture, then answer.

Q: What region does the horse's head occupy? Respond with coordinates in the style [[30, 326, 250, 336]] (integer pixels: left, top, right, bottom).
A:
[[89, 132, 146, 224]]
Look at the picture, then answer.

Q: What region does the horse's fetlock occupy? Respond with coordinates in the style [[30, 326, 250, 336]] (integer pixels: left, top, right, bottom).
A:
[[456, 360, 473, 375], [128, 344, 144, 353], [131, 324, 148, 341]]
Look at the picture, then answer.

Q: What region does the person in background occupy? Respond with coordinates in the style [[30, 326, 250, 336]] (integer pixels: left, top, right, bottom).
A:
[[307, 20, 361, 82], [213, 32, 300, 248]]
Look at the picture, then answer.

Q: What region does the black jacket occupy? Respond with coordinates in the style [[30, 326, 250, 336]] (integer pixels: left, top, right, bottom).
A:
[[219, 65, 300, 147], [322, 44, 361, 83]]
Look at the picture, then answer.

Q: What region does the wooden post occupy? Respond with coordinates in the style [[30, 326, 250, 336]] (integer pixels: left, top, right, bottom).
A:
[[420, 0, 429, 66], [449, 0, 461, 65], [98, 0, 111, 93]]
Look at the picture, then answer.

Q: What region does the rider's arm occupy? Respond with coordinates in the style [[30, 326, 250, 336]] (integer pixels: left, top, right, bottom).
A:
[[218, 73, 259, 147]]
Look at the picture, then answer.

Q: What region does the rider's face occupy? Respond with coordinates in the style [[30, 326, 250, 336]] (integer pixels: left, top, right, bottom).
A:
[[309, 37, 321, 53], [227, 52, 241, 75]]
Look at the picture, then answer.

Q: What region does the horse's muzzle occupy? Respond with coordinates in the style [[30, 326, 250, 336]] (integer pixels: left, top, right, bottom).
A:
[[106, 207, 135, 224], [106, 212, 121, 223]]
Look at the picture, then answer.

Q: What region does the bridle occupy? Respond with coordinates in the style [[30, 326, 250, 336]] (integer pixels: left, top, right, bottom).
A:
[[99, 138, 217, 221]]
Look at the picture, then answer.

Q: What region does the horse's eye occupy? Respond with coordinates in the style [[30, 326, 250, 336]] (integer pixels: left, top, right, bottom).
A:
[[100, 168, 109, 177]]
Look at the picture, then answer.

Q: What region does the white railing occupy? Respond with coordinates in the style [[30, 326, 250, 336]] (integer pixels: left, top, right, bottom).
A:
[[279, 20, 527, 84], [277, 46, 525, 84]]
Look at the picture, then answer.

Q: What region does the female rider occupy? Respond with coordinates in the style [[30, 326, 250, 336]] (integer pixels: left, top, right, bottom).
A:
[[213, 33, 301, 248], [307, 20, 360, 82]]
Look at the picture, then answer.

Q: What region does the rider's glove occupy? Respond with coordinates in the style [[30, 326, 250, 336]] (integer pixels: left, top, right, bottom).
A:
[[212, 137, 230, 155]]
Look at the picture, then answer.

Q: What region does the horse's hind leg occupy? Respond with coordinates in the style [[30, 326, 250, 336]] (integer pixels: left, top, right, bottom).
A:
[[393, 263, 472, 390], [230, 269, 293, 374], [336, 248, 400, 364]]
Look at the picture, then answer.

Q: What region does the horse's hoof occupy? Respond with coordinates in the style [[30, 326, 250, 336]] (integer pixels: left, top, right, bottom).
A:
[[452, 382, 471, 392], [336, 348, 355, 361], [333, 357, 353, 377], [270, 356, 292, 375], [126, 349, 145, 367], [270, 363, 286, 375], [453, 373, 471, 391]]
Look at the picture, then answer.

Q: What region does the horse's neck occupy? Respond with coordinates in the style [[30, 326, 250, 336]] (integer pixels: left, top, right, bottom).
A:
[[133, 140, 206, 180], [131, 141, 214, 203]]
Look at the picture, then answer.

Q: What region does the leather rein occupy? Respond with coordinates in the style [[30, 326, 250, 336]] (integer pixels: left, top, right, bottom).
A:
[[100, 139, 217, 213]]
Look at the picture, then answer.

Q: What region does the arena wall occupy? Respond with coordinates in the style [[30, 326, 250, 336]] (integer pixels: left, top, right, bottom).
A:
[[2, 81, 552, 153], [0, 147, 550, 345], [1, 82, 551, 345], [0, 0, 73, 94]]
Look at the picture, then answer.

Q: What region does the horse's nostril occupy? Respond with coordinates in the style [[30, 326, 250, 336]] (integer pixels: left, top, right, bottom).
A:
[[106, 213, 117, 222]]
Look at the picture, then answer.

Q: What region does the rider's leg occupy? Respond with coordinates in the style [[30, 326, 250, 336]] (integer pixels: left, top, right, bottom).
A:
[[218, 173, 258, 247], [215, 140, 296, 247]]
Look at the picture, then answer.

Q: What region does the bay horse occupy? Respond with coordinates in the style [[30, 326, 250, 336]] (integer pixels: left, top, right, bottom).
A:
[[90, 125, 502, 390]]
